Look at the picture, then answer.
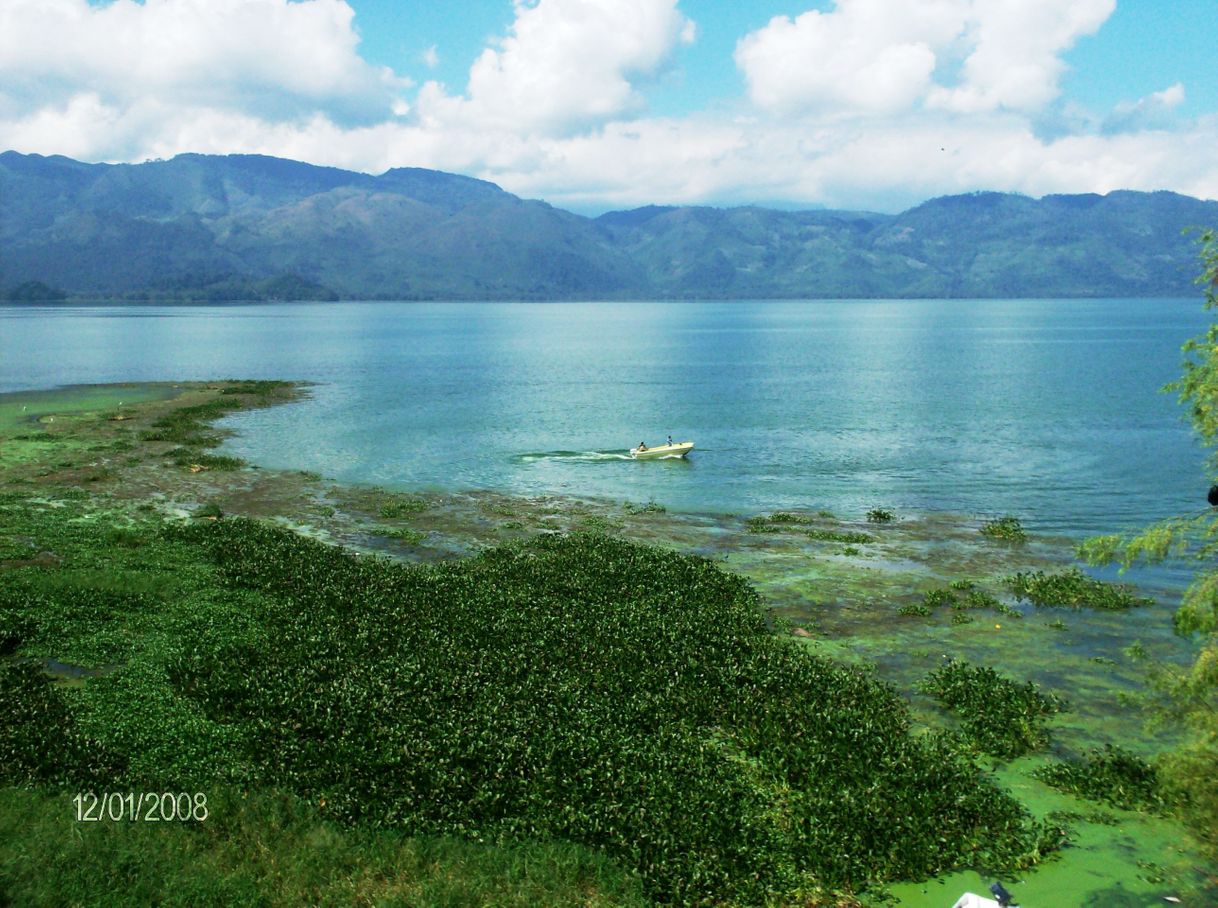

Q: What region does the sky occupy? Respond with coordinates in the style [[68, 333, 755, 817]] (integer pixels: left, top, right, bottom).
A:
[[1, 0, 1216, 214]]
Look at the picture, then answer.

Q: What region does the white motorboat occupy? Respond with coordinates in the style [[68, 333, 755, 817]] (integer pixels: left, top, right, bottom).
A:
[[629, 441, 694, 460]]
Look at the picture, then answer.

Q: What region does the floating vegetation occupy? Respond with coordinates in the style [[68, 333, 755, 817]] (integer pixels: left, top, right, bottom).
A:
[[171, 450, 245, 471], [0, 499, 1063, 906], [804, 528, 873, 544], [1035, 745, 1169, 814], [980, 516, 1027, 543], [923, 589, 956, 610], [377, 495, 428, 519], [746, 512, 815, 531], [1004, 568, 1152, 610], [951, 612, 975, 625], [371, 525, 427, 544], [194, 502, 223, 519], [949, 579, 975, 591], [898, 602, 932, 617], [866, 509, 894, 523], [622, 500, 666, 515], [920, 660, 1066, 759], [963, 589, 1002, 611], [746, 513, 872, 544]]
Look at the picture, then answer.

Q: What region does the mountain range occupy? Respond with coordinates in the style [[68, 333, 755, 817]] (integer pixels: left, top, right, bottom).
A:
[[2, 150, 1216, 301]]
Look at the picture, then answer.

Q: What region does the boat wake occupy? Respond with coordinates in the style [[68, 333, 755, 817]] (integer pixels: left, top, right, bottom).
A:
[[514, 450, 634, 464]]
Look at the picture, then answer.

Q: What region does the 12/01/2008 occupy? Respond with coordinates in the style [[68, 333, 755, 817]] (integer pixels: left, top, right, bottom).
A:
[[73, 792, 208, 822]]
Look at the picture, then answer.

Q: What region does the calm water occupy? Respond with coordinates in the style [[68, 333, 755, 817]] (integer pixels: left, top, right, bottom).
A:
[[0, 299, 1210, 537]]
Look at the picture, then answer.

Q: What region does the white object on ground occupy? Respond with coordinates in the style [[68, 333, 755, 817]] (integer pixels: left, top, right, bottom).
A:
[[951, 895, 1002, 908]]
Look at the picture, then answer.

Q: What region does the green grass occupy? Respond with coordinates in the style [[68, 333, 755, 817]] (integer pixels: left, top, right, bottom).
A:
[[0, 787, 646, 908], [0, 497, 1061, 905], [865, 509, 894, 524]]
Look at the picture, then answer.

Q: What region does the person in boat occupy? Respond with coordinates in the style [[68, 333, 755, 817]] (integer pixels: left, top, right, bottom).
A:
[[667, 435, 673, 446], [638, 441, 647, 451]]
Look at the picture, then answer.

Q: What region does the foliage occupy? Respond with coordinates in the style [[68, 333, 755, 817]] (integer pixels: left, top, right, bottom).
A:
[[980, 516, 1027, 542], [4, 280, 67, 302], [919, 660, 1066, 759], [1034, 745, 1168, 814], [1004, 568, 1151, 610], [0, 497, 1060, 905], [1076, 229, 1218, 859], [866, 509, 894, 523]]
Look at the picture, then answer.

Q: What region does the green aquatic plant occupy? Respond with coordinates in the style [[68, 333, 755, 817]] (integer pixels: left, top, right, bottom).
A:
[[866, 509, 894, 523], [622, 500, 666, 514], [377, 495, 428, 518], [803, 528, 873, 544], [923, 588, 956, 610], [194, 502, 223, 519], [949, 579, 975, 591], [0, 496, 1062, 905], [1004, 568, 1151, 610], [920, 660, 1066, 759], [963, 589, 1002, 611], [745, 513, 872, 543], [171, 449, 245, 471], [898, 602, 932, 617], [980, 516, 1027, 542], [1035, 745, 1168, 813], [371, 525, 427, 544]]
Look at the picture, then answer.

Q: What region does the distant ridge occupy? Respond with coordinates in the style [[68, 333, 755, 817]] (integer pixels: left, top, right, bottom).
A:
[[2, 151, 1215, 300]]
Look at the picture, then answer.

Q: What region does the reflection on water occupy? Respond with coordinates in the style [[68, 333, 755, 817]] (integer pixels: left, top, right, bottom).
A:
[[0, 299, 1207, 540]]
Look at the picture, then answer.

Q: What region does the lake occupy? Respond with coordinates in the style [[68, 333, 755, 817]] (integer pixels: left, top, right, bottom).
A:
[[1, 298, 1209, 538]]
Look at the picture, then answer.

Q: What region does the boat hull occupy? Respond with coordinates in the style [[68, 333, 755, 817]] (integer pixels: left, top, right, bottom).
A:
[[630, 442, 694, 459]]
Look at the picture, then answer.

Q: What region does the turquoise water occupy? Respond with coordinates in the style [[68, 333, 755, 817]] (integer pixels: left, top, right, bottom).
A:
[[0, 299, 1209, 537]]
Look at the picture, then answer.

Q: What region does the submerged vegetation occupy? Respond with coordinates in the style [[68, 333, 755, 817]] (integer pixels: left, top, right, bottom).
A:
[[919, 660, 1066, 759]]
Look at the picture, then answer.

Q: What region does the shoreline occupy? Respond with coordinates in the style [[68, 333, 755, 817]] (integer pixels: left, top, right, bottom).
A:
[[0, 380, 1210, 905]]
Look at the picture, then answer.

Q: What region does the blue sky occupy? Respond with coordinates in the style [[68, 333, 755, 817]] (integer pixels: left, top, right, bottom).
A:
[[3, 1, 1217, 213]]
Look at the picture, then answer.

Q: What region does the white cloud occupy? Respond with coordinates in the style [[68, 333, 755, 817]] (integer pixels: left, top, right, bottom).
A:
[[0, 0, 1215, 214], [927, 0, 1115, 113], [0, 0, 408, 129], [421, 0, 695, 135], [735, 0, 1115, 116], [1102, 82, 1185, 134], [421, 45, 439, 69]]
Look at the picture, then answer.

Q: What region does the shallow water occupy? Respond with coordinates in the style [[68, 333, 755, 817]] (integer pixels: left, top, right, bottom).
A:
[[1, 299, 1208, 545]]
